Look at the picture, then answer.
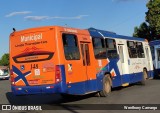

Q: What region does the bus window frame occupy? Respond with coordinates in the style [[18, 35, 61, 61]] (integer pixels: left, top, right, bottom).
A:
[[136, 42, 145, 58], [92, 37, 107, 59], [127, 41, 137, 58], [62, 33, 81, 60], [105, 38, 118, 59]]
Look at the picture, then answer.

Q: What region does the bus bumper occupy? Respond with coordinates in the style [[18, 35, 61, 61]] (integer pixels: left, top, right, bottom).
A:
[[11, 84, 62, 95]]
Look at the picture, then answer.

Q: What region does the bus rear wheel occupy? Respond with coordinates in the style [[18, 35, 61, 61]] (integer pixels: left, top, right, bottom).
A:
[[99, 75, 111, 97], [140, 69, 148, 85]]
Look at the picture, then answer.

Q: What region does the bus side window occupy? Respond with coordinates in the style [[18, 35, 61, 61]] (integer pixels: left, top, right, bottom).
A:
[[157, 50, 160, 61], [92, 37, 107, 59], [150, 46, 155, 60], [62, 34, 80, 60], [127, 41, 137, 58], [105, 39, 118, 58], [136, 42, 145, 58]]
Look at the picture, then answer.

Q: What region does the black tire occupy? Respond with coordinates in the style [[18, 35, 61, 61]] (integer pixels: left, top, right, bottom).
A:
[[140, 69, 148, 85], [99, 75, 111, 97]]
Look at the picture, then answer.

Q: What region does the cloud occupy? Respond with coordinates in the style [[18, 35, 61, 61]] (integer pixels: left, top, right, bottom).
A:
[[49, 15, 89, 19], [24, 15, 89, 21], [5, 11, 89, 21], [24, 16, 49, 21], [5, 11, 32, 17]]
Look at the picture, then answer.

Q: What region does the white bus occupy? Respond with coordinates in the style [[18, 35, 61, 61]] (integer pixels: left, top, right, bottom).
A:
[[150, 40, 160, 78], [89, 28, 154, 87]]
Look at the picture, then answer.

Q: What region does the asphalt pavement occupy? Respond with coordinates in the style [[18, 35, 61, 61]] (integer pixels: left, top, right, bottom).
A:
[[0, 79, 160, 113]]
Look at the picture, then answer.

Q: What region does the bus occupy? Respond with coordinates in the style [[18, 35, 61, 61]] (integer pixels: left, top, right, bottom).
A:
[[10, 26, 154, 96], [150, 40, 160, 78], [0, 66, 10, 80]]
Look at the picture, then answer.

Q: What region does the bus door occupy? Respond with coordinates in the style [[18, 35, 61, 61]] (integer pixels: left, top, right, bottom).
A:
[[62, 33, 95, 94], [62, 33, 88, 94], [80, 42, 94, 92], [145, 46, 152, 77], [118, 44, 129, 85]]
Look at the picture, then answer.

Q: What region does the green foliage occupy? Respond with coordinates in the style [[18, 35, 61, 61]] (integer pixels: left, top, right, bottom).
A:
[[0, 53, 9, 66], [133, 22, 151, 40], [146, 0, 160, 39], [133, 0, 160, 40]]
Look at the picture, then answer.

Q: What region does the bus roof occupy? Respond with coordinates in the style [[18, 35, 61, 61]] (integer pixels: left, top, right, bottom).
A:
[[149, 40, 160, 46], [10, 26, 89, 36], [88, 28, 145, 41]]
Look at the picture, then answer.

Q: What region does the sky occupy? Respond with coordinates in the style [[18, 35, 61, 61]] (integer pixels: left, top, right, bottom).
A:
[[0, 0, 148, 57]]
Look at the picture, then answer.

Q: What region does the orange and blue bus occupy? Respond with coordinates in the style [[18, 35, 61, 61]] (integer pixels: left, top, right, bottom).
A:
[[10, 26, 154, 96]]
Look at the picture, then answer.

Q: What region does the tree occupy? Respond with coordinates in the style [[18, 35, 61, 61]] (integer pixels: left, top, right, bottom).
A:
[[133, 22, 151, 41], [133, 26, 139, 37], [0, 53, 9, 66], [146, 0, 160, 39], [133, 0, 160, 41]]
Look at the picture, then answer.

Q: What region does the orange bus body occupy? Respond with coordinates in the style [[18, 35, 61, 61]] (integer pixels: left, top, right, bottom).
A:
[[10, 26, 106, 95]]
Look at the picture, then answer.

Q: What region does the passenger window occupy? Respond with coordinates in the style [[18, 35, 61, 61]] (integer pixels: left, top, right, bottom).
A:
[[92, 37, 107, 59], [157, 50, 160, 61], [150, 46, 155, 60], [127, 41, 137, 58], [105, 39, 118, 58], [85, 44, 90, 65], [62, 34, 80, 60], [136, 42, 145, 58]]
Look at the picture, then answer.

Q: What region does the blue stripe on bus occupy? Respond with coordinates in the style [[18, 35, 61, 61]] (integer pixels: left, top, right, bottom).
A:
[[88, 28, 145, 41], [65, 71, 154, 95], [11, 84, 62, 95], [11, 65, 67, 95], [11, 64, 154, 95], [12, 65, 31, 86], [149, 40, 160, 46], [11, 71, 151, 95]]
